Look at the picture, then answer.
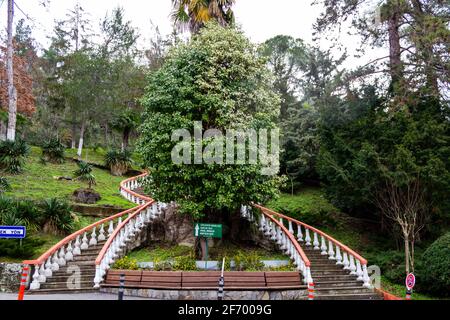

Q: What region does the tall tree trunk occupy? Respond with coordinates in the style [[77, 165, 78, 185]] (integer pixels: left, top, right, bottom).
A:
[[77, 121, 86, 158], [387, 2, 403, 91], [404, 237, 410, 275], [6, 0, 17, 142], [0, 121, 6, 141], [122, 128, 130, 152], [71, 122, 77, 149]]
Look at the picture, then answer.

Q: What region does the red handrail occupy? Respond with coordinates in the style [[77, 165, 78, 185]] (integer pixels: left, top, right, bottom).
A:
[[262, 210, 311, 267], [95, 201, 154, 266], [252, 203, 368, 265]]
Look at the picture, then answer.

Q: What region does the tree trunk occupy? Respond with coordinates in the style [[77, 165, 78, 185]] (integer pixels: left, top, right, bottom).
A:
[[6, 0, 17, 142], [404, 237, 410, 275], [0, 121, 6, 141], [387, 2, 403, 90], [71, 122, 77, 149], [122, 128, 130, 152], [77, 121, 86, 158]]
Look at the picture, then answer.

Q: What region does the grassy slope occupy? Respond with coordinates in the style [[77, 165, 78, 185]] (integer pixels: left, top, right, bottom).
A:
[[267, 188, 438, 300], [3, 147, 134, 209]]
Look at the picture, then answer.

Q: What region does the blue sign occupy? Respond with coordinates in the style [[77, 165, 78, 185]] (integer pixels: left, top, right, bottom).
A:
[[0, 226, 26, 239]]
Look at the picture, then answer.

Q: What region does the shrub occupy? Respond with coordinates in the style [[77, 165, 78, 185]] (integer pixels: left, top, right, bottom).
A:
[[104, 149, 132, 176], [232, 250, 264, 271], [112, 256, 139, 270], [417, 233, 450, 297], [173, 252, 197, 271], [0, 139, 29, 174], [0, 177, 10, 193], [41, 138, 66, 164], [40, 198, 74, 235], [0, 237, 45, 259], [73, 161, 96, 189]]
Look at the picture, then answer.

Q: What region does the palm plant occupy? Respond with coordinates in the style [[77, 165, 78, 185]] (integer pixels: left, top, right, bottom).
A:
[[104, 149, 133, 176], [171, 0, 235, 33], [41, 138, 66, 164], [40, 198, 73, 235], [0, 139, 30, 174], [73, 161, 96, 189], [0, 177, 11, 193]]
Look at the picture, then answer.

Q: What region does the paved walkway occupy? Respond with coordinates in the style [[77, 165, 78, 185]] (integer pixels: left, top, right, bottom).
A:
[[0, 293, 152, 300]]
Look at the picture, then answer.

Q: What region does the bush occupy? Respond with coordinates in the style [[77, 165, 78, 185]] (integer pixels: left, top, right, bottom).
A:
[[417, 233, 450, 297], [173, 252, 197, 271], [73, 161, 96, 189], [104, 149, 132, 176], [112, 256, 139, 270], [230, 251, 265, 271], [0, 237, 45, 259], [0, 177, 10, 193], [41, 138, 65, 164], [0, 139, 30, 174], [40, 198, 74, 235]]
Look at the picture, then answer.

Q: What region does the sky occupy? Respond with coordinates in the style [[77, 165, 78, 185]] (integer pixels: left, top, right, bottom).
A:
[[0, 0, 384, 70]]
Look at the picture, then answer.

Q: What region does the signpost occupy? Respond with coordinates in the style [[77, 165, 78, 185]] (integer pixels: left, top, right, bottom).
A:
[[194, 223, 223, 269], [405, 273, 416, 300], [0, 226, 26, 239]]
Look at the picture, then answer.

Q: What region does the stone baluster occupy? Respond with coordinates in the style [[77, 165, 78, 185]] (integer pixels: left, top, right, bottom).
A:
[[313, 232, 320, 250], [30, 266, 41, 290], [73, 236, 81, 256], [362, 264, 371, 288], [81, 233, 89, 250], [89, 228, 98, 246], [320, 236, 328, 255], [288, 221, 294, 234], [94, 266, 102, 288], [51, 252, 60, 271], [108, 221, 115, 238], [38, 264, 47, 284], [335, 246, 343, 265], [58, 247, 66, 266], [356, 260, 364, 281], [65, 242, 74, 262], [342, 252, 350, 270], [297, 225, 303, 242], [349, 255, 357, 275], [44, 258, 53, 277], [305, 229, 312, 246], [328, 241, 336, 260], [98, 224, 106, 242]]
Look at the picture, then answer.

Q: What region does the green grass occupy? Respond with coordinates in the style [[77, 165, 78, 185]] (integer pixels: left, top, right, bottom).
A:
[[129, 242, 289, 263], [66, 147, 143, 170], [3, 147, 135, 209]]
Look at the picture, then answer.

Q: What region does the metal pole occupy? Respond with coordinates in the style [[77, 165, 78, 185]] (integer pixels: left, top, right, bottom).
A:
[[218, 258, 225, 301], [406, 288, 412, 300], [118, 273, 125, 301], [17, 265, 29, 301]]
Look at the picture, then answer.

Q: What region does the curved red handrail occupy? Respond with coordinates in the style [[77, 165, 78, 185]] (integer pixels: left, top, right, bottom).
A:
[[262, 210, 310, 267], [252, 203, 368, 265]]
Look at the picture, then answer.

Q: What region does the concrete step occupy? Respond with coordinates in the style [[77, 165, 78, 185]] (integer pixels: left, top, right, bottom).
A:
[[40, 281, 95, 290], [27, 288, 99, 295], [67, 261, 96, 266], [315, 281, 363, 288], [74, 254, 99, 262], [315, 293, 383, 300], [45, 275, 94, 283], [52, 268, 96, 277], [315, 286, 373, 295], [313, 275, 359, 282], [311, 265, 347, 271], [311, 270, 350, 276]]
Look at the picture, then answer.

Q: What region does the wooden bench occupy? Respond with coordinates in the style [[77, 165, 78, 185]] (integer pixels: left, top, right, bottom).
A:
[[102, 271, 304, 291]]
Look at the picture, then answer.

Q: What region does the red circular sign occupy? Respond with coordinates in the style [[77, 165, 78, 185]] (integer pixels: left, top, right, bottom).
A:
[[406, 273, 416, 290]]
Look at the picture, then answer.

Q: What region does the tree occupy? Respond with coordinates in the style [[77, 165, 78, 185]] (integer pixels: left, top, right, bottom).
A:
[[74, 161, 96, 190], [6, 0, 17, 141], [171, 0, 235, 33], [138, 23, 283, 234], [313, 0, 450, 102]]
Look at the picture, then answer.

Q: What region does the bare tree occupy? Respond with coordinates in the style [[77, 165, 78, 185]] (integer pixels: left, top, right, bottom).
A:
[[375, 177, 427, 274], [6, 0, 17, 141]]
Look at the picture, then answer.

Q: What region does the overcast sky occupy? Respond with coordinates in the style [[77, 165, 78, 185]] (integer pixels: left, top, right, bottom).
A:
[[0, 0, 384, 70]]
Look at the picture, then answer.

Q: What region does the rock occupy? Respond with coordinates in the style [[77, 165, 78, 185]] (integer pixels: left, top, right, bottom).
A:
[[72, 188, 101, 204], [0, 263, 22, 293]]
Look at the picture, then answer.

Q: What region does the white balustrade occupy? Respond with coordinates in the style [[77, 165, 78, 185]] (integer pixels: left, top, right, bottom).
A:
[[320, 236, 327, 255], [313, 232, 320, 250]]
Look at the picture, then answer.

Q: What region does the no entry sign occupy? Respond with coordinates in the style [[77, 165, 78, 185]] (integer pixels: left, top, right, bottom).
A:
[[0, 226, 26, 239], [406, 273, 416, 290]]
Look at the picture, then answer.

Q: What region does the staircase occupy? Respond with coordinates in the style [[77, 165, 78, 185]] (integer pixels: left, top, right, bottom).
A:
[[302, 245, 382, 300], [28, 241, 106, 294]]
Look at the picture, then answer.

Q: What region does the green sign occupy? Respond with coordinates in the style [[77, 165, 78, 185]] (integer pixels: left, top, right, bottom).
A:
[[194, 223, 222, 239]]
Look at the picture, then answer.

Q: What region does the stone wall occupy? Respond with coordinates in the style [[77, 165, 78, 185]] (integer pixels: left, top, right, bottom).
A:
[[100, 287, 307, 300], [0, 263, 22, 293]]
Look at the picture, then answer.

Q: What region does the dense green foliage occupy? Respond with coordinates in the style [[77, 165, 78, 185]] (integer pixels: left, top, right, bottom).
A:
[[41, 138, 66, 164], [0, 177, 10, 193], [0, 237, 46, 259], [40, 198, 74, 235], [418, 233, 450, 296], [138, 23, 283, 220], [0, 139, 30, 174], [112, 256, 139, 270], [74, 161, 96, 189]]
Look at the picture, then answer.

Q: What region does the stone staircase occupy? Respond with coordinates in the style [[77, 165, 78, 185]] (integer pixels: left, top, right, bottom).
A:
[[28, 241, 106, 295], [302, 245, 382, 300]]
